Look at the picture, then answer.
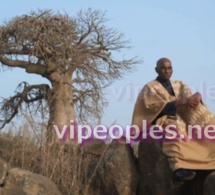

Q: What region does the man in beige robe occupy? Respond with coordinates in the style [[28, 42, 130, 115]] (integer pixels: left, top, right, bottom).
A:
[[131, 57, 215, 183]]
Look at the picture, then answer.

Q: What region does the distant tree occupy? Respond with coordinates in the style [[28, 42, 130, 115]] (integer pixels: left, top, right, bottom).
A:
[[0, 9, 140, 142]]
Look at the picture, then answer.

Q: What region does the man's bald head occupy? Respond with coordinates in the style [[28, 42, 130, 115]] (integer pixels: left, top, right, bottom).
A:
[[156, 57, 172, 68], [155, 57, 173, 80]]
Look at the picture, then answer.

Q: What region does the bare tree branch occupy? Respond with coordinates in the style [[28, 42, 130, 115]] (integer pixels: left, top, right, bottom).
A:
[[0, 56, 46, 75], [0, 82, 50, 129], [0, 49, 31, 55]]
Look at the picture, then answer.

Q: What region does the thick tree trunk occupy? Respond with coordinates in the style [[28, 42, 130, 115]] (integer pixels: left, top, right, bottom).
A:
[[46, 73, 75, 143]]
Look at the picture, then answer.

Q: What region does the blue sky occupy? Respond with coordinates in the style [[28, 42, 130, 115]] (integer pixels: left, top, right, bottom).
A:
[[1, 0, 215, 127]]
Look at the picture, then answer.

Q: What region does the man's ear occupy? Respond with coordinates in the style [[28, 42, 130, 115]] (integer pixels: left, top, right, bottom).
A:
[[155, 67, 158, 73]]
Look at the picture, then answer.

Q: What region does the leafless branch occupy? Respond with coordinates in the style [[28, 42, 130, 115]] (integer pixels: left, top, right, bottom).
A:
[[0, 82, 50, 129]]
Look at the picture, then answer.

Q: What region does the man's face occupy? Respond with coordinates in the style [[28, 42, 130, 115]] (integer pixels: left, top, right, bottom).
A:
[[156, 60, 173, 79]]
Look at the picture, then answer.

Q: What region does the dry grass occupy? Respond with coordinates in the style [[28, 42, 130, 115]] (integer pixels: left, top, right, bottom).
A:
[[0, 116, 109, 195]]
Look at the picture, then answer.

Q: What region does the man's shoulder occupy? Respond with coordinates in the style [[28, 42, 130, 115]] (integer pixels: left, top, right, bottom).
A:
[[145, 79, 156, 86], [144, 79, 188, 90], [144, 79, 188, 87], [145, 79, 185, 85], [143, 80, 158, 89], [170, 79, 183, 85], [170, 79, 189, 86]]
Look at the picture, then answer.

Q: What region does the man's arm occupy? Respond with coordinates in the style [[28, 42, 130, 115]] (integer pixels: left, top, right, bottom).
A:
[[161, 92, 202, 115], [175, 92, 202, 108]]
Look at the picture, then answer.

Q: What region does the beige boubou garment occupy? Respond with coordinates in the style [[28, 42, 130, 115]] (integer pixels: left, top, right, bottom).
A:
[[132, 79, 215, 171]]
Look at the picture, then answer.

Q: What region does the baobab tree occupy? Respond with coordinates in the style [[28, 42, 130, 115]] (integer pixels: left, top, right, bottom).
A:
[[0, 9, 140, 142]]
